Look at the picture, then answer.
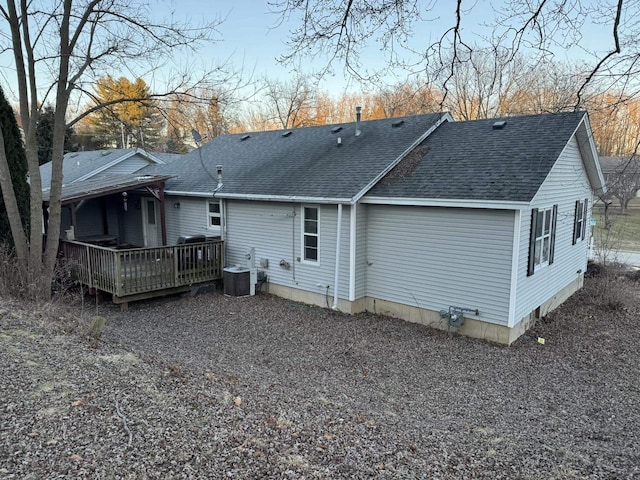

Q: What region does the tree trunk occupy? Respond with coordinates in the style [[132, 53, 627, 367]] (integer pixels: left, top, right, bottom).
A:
[[0, 128, 28, 260]]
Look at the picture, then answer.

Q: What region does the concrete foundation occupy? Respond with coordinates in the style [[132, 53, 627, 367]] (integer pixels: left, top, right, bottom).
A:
[[264, 275, 584, 345]]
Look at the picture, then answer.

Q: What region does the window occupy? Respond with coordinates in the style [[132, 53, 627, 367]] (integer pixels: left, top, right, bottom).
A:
[[208, 201, 221, 227], [527, 205, 557, 276], [302, 206, 319, 263], [573, 199, 588, 244]]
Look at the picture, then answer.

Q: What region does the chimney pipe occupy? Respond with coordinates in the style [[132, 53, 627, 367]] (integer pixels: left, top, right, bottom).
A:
[[216, 165, 223, 189], [355, 106, 362, 137]]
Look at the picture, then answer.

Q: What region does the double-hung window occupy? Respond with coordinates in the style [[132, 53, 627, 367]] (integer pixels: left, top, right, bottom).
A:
[[302, 206, 319, 264], [573, 199, 588, 244], [208, 201, 221, 227], [527, 205, 558, 276]]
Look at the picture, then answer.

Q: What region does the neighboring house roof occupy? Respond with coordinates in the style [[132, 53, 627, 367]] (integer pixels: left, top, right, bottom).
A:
[[40, 148, 165, 190], [42, 173, 173, 205], [368, 111, 605, 203], [142, 113, 449, 201]]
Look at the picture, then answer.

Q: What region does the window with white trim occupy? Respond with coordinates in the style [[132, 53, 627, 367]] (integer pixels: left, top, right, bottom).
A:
[[527, 205, 557, 276], [302, 206, 319, 263], [573, 199, 588, 244], [207, 200, 221, 227]]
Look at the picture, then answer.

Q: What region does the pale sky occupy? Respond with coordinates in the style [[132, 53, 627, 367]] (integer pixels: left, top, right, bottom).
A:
[[159, 0, 616, 86], [0, 0, 622, 104]]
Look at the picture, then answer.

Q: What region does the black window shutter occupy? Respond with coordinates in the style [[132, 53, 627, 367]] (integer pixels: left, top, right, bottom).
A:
[[573, 200, 580, 245], [549, 204, 558, 265], [527, 208, 539, 276], [581, 198, 589, 240]]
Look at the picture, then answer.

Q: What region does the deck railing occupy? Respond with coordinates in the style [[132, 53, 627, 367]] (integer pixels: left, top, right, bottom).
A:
[[61, 239, 224, 299]]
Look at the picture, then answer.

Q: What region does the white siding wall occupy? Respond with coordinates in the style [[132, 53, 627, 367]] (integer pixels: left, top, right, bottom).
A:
[[225, 201, 351, 300], [355, 203, 368, 299], [164, 196, 221, 245], [514, 136, 592, 322], [365, 205, 515, 325]]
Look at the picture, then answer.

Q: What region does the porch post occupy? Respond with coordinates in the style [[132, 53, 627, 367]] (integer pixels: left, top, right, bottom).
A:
[[158, 182, 167, 246], [70, 203, 77, 231]]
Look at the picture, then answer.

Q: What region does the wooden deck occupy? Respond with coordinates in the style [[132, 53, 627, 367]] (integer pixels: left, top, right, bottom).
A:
[[60, 239, 224, 306]]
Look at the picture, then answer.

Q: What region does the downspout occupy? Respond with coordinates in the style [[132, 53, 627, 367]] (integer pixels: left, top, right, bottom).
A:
[[348, 203, 356, 301], [291, 207, 296, 284], [332, 203, 343, 310]]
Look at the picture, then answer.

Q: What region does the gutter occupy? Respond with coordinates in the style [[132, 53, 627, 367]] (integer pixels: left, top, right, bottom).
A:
[[165, 190, 225, 198], [361, 196, 529, 210], [216, 192, 353, 204]]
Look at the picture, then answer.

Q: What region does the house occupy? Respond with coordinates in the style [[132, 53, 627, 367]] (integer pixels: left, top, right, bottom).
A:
[[139, 111, 604, 344], [41, 148, 181, 246], [43, 111, 605, 343], [597, 155, 640, 211]]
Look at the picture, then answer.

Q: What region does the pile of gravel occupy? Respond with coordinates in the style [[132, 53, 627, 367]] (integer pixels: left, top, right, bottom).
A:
[[1, 280, 638, 478]]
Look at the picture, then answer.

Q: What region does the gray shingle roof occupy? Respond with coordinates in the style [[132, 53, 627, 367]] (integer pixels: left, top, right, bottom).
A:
[[142, 113, 446, 200], [40, 148, 163, 190], [42, 173, 173, 204], [368, 111, 587, 202]]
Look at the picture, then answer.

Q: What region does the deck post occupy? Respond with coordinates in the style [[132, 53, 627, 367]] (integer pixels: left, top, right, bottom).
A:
[[159, 183, 167, 246], [114, 251, 123, 296], [85, 244, 93, 288]]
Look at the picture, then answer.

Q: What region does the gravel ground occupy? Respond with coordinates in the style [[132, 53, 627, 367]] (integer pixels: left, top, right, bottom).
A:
[[1, 276, 639, 479]]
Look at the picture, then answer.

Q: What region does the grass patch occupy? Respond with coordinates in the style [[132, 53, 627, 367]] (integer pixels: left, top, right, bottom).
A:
[[593, 206, 640, 252]]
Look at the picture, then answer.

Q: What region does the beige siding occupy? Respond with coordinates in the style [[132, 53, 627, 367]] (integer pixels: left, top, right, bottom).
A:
[[514, 136, 592, 322], [365, 205, 515, 325]]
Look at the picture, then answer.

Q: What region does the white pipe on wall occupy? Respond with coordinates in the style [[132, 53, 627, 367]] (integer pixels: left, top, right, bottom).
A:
[[332, 203, 343, 310]]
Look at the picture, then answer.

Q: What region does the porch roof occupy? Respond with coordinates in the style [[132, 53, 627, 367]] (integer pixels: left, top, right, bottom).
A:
[[43, 174, 174, 205]]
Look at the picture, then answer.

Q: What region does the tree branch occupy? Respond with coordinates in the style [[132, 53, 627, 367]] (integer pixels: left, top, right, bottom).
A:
[[575, 0, 624, 108]]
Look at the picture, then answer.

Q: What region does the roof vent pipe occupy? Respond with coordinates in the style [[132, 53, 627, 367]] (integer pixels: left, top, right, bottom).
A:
[[216, 165, 223, 189], [355, 106, 362, 137]]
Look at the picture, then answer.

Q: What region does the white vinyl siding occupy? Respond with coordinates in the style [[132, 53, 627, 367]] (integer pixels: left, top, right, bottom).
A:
[[164, 196, 221, 245], [515, 136, 592, 322], [365, 205, 514, 325], [355, 203, 368, 299], [225, 201, 351, 300]]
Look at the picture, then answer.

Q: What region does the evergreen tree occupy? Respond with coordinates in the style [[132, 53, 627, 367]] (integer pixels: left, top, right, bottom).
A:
[[36, 105, 75, 165], [0, 86, 29, 247]]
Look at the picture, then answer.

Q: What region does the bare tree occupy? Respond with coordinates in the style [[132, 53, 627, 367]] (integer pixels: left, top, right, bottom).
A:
[[373, 79, 441, 118], [262, 74, 318, 129], [600, 156, 640, 214], [271, 1, 635, 113], [0, 0, 227, 300]]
